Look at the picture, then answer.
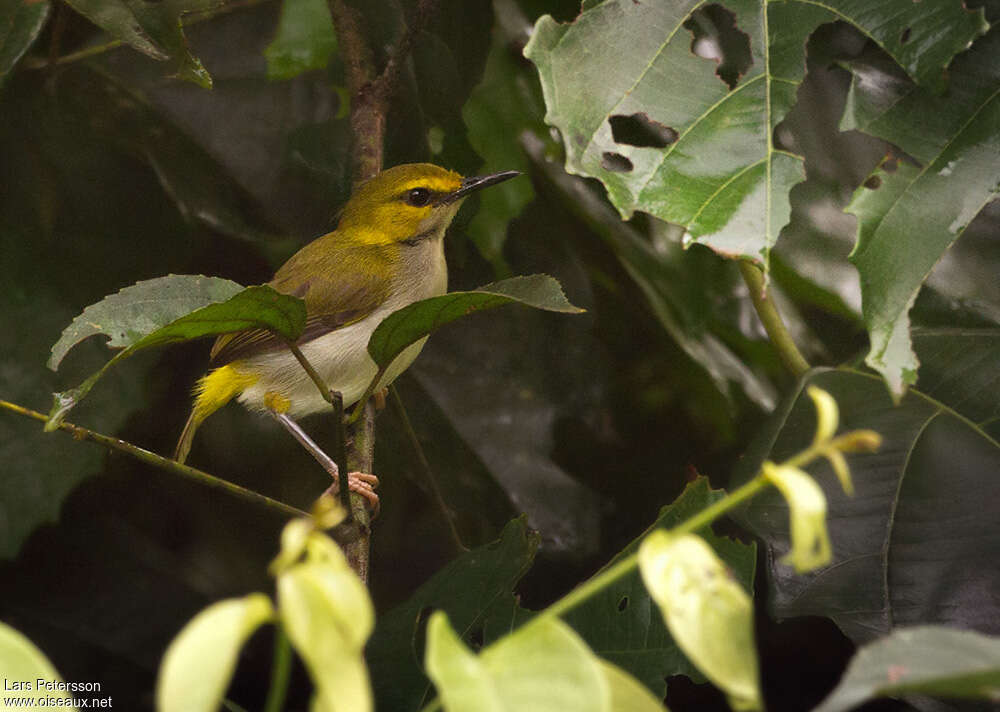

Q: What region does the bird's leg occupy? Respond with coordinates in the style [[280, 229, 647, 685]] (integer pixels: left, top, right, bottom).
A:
[[271, 411, 380, 514]]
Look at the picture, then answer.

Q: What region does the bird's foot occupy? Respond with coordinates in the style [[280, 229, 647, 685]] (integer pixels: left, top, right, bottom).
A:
[[324, 471, 380, 517]]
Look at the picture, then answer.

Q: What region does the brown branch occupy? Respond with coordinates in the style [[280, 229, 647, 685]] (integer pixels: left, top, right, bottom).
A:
[[325, 0, 438, 582]]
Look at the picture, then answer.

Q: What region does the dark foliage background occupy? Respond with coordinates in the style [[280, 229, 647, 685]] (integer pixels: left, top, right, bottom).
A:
[[1, 0, 997, 710]]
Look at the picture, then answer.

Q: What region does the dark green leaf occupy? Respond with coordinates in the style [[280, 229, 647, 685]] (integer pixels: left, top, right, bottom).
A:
[[47, 277, 305, 427], [0, 0, 50, 86], [264, 0, 337, 81], [63, 0, 216, 87], [814, 626, 1000, 712], [912, 329, 1000, 440], [366, 518, 540, 712], [524, 0, 987, 270], [561, 477, 756, 697], [462, 0, 544, 269], [734, 369, 1000, 644], [367, 274, 583, 371], [843, 30, 1000, 397]]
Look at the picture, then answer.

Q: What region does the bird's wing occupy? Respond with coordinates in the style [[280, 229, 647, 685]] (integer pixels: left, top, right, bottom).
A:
[[210, 237, 393, 365]]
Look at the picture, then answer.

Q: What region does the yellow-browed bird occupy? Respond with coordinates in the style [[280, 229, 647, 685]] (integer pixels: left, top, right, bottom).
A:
[[174, 163, 519, 505]]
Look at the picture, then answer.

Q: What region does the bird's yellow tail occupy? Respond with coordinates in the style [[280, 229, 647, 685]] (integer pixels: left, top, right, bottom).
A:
[[173, 365, 259, 463]]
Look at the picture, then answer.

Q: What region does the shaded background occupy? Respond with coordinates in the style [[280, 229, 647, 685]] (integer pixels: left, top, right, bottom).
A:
[[1, 0, 998, 710]]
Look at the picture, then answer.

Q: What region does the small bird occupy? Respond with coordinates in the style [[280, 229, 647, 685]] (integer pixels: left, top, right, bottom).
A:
[[174, 163, 519, 506]]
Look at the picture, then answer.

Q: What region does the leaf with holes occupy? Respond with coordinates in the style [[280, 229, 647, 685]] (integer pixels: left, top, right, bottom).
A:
[[733, 368, 1000, 645], [524, 0, 987, 270], [842, 30, 1000, 397]]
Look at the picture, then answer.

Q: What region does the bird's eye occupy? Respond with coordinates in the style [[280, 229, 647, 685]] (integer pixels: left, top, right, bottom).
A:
[[405, 187, 432, 207]]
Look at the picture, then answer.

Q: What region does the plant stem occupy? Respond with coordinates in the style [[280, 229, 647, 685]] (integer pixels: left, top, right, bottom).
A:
[[539, 473, 769, 622], [418, 471, 774, 712], [0, 398, 306, 520], [389, 385, 467, 552], [263, 626, 292, 712], [22, 0, 274, 69], [739, 260, 810, 377]]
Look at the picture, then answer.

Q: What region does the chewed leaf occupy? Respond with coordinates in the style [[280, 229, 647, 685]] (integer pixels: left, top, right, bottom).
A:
[[843, 31, 1000, 399], [46, 276, 306, 429], [524, 0, 987, 271], [638, 532, 762, 711], [367, 274, 583, 371]]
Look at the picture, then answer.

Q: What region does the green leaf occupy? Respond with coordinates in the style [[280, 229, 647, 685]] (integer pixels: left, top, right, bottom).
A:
[[733, 368, 1000, 644], [156, 593, 274, 712], [367, 274, 583, 371], [278, 561, 374, 712], [462, 3, 543, 269], [427, 613, 609, 712], [843, 29, 1000, 397], [0, 0, 50, 86], [47, 277, 305, 428], [264, 0, 338, 81], [49, 276, 241, 370], [0, 622, 73, 707], [639, 532, 762, 711], [813, 626, 1000, 712], [427, 612, 669, 712], [600, 661, 670, 712], [62, 0, 211, 88], [62, 0, 215, 86], [523, 0, 987, 270], [561, 477, 756, 698], [911, 328, 1000, 440], [366, 518, 540, 711]]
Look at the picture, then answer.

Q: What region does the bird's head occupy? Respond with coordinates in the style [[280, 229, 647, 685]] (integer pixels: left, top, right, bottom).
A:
[[337, 163, 520, 245]]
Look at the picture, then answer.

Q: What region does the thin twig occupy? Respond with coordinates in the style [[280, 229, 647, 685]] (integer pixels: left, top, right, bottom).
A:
[[286, 341, 335, 406], [389, 385, 467, 552], [0, 398, 307, 520], [21, 0, 276, 70], [738, 260, 810, 377], [262, 625, 292, 712]]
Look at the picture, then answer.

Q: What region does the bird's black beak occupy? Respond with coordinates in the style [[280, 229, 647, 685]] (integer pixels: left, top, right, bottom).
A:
[[440, 170, 521, 204]]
